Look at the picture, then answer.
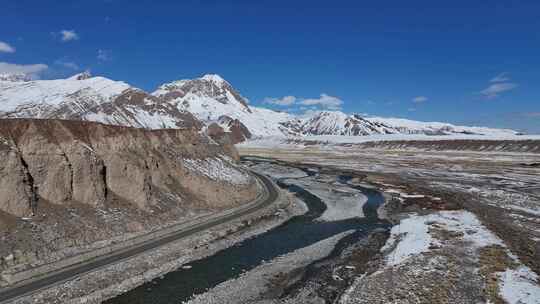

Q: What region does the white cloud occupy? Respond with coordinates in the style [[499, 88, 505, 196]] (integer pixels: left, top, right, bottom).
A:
[[0, 41, 15, 53], [60, 30, 79, 42], [97, 49, 111, 61], [263, 94, 344, 110], [412, 96, 428, 103], [490, 72, 510, 83], [0, 62, 48, 78], [263, 95, 297, 106], [300, 93, 343, 110], [479, 73, 518, 99], [480, 82, 518, 99], [54, 58, 79, 70]]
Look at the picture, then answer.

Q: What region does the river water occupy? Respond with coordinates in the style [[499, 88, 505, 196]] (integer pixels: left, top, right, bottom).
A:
[[106, 161, 390, 304]]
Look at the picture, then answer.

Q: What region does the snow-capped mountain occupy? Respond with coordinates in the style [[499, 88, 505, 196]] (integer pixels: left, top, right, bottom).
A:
[[364, 116, 519, 137], [0, 72, 200, 129], [152, 74, 293, 140], [152, 75, 519, 139], [284, 111, 519, 137], [0, 72, 521, 143], [283, 111, 396, 136]]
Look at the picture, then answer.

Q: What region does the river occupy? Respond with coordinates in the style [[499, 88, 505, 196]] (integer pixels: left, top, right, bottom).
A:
[[105, 160, 390, 304]]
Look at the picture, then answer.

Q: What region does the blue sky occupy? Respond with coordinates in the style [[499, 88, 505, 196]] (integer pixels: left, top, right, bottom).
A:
[[1, 0, 539, 133]]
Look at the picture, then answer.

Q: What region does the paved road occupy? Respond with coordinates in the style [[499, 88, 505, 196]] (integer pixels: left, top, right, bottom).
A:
[[0, 171, 279, 303]]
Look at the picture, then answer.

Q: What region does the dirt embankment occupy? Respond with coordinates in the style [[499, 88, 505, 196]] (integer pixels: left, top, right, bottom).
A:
[[0, 118, 258, 276]]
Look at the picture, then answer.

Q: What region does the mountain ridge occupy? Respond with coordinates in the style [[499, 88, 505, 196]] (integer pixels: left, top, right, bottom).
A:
[[0, 72, 201, 130], [0, 72, 521, 142]]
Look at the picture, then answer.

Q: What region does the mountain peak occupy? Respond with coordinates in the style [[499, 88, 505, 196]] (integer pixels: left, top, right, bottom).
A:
[[200, 74, 227, 86], [67, 71, 92, 80], [153, 74, 252, 113]]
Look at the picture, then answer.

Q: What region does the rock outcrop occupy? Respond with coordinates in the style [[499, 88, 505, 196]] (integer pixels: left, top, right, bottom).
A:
[[0, 119, 259, 276], [0, 119, 257, 218]]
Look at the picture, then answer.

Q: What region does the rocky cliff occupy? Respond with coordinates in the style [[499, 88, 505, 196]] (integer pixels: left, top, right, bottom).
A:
[[0, 119, 257, 272]]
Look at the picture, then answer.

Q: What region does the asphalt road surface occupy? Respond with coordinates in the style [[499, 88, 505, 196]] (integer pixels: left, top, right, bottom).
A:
[[0, 171, 279, 303]]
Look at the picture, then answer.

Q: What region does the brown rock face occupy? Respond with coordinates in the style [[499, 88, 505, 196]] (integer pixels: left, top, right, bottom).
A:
[[206, 123, 240, 160], [216, 115, 252, 144], [0, 143, 33, 216], [0, 119, 257, 217]]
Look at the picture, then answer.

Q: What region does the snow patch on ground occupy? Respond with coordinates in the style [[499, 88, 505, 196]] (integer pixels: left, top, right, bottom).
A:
[[383, 210, 540, 303], [382, 213, 432, 266], [499, 266, 540, 304], [383, 211, 505, 266]]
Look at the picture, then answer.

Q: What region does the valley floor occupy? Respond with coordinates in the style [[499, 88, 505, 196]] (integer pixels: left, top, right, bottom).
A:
[[232, 144, 540, 303]]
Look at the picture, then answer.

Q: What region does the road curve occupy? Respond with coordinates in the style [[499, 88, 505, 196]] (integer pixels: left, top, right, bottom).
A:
[[0, 171, 279, 303]]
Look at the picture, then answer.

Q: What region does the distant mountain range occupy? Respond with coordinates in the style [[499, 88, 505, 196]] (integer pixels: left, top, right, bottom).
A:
[[0, 72, 520, 143]]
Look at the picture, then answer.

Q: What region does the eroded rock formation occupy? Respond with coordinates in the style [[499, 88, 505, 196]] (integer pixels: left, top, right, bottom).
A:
[[0, 119, 257, 217]]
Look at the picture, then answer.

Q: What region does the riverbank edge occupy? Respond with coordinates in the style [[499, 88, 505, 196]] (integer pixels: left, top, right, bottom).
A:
[[273, 172, 398, 302]]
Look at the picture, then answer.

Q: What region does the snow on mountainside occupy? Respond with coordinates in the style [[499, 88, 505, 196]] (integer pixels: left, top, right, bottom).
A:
[[0, 72, 200, 129], [0, 73, 32, 82], [283, 111, 396, 136], [152, 76, 520, 139], [0, 75, 131, 112], [153, 74, 294, 138], [366, 116, 519, 137], [282, 111, 520, 137], [0, 72, 522, 143]]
